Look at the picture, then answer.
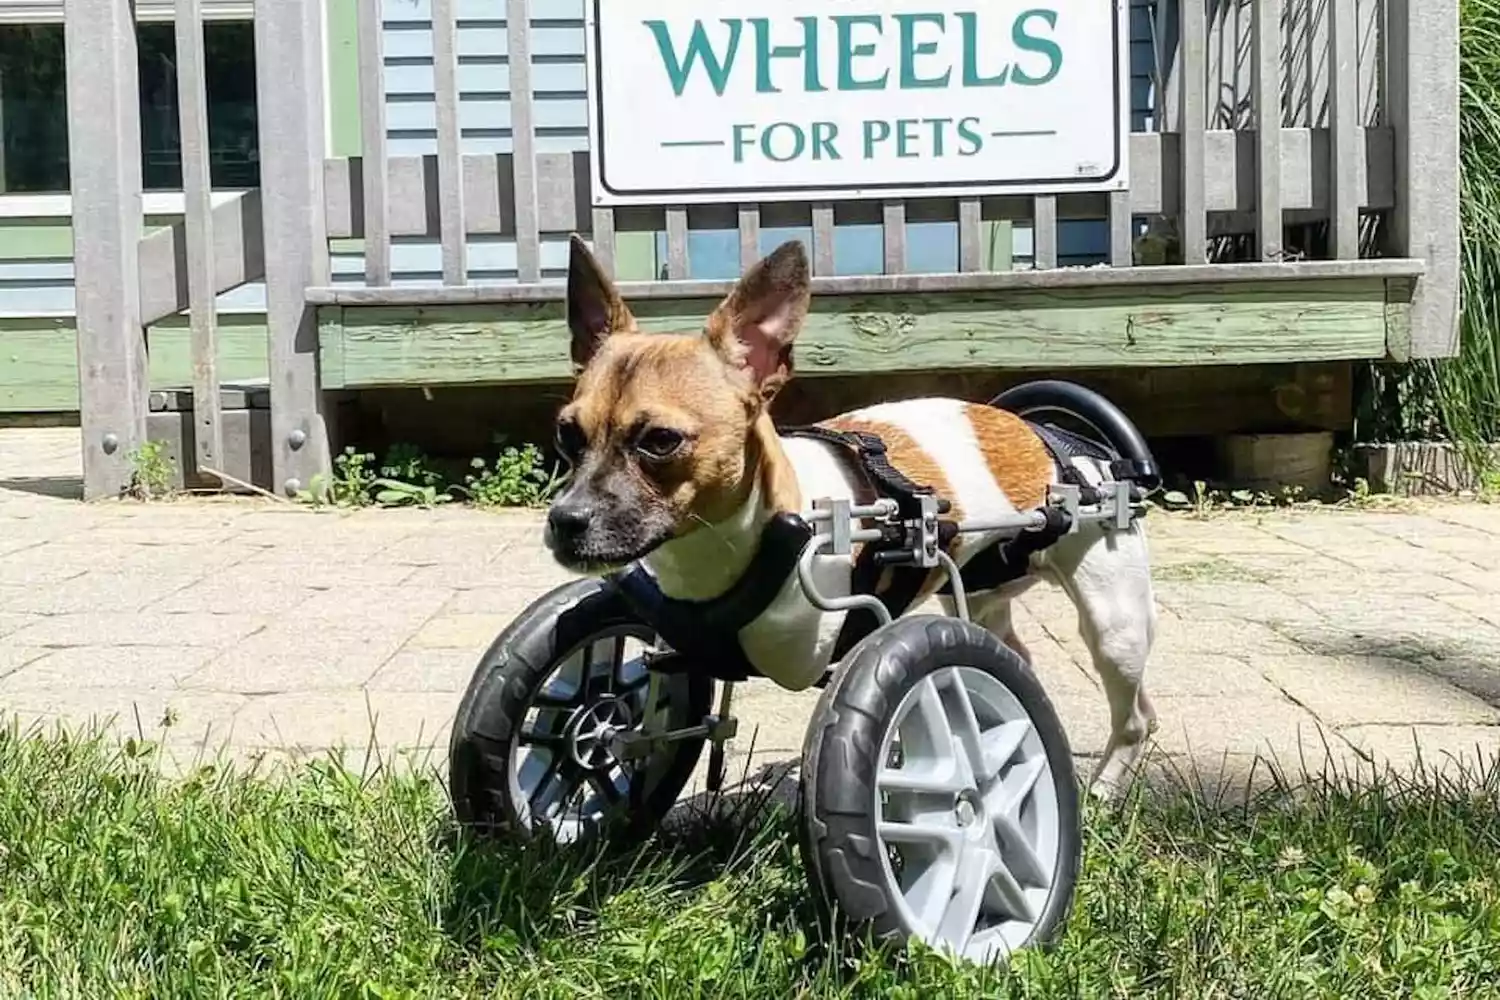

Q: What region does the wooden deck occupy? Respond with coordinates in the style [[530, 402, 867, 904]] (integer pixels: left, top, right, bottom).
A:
[[45, 0, 1459, 499]]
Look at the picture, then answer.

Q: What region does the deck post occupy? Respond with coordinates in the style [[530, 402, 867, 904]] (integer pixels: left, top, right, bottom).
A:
[[174, 0, 223, 481], [254, 0, 333, 496], [1388, 0, 1461, 358], [64, 0, 147, 500]]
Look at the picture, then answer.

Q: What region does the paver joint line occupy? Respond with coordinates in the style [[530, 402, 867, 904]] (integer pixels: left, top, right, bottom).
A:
[[4, 426, 1500, 775]]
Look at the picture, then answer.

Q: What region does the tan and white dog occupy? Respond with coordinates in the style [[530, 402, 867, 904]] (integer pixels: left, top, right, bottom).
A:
[[544, 235, 1158, 798]]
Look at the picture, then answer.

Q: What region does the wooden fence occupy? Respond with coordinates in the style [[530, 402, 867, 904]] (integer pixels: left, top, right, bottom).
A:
[[63, 0, 1458, 500]]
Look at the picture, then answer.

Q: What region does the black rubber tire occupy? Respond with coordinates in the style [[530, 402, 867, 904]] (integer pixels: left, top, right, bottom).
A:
[[448, 575, 714, 841], [798, 614, 1082, 961]]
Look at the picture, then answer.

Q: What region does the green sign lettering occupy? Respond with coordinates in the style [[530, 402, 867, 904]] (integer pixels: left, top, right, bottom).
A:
[[894, 13, 950, 89], [750, 17, 826, 93], [1011, 9, 1063, 86], [644, 18, 744, 97]]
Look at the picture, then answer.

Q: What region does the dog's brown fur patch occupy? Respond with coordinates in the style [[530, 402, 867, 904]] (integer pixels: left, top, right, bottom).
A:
[[561, 331, 762, 531], [961, 403, 1056, 510], [820, 414, 966, 521]]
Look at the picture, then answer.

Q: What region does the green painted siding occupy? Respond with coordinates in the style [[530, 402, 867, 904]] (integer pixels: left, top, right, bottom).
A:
[[0, 314, 270, 412], [327, 0, 361, 158], [0, 221, 73, 260]]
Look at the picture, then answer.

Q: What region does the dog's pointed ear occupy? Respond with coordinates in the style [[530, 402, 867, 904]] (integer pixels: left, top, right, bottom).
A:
[[567, 234, 636, 371], [704, 239, 810, 402]]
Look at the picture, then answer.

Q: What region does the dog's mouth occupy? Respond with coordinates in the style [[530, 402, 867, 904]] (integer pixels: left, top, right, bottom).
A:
[[543, 525, 675, 575]]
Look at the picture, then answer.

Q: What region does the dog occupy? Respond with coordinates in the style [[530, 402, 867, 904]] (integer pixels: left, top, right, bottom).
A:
[[543, 234, 1158, 799]]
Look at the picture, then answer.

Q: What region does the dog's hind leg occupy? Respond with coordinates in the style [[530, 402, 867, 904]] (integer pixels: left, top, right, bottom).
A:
[[1035, 522, 1158, 801], [950, 587, 1033, 666]]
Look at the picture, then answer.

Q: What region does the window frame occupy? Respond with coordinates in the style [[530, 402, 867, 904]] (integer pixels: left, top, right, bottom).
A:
[[0, 1, 262, 216]]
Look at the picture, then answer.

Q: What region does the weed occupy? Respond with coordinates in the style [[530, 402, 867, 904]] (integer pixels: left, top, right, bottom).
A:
[[124, 440, 175, 500], [295, 441, 561, 510], [379, 442, 444, 490], [458, 441, 564, 509]]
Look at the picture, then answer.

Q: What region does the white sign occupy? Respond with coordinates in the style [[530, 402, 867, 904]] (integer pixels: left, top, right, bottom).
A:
[[584, 0, 1129, 206]]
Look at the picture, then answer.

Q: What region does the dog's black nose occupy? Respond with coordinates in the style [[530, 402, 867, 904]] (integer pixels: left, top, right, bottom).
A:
[[547, 501, 593, 540]]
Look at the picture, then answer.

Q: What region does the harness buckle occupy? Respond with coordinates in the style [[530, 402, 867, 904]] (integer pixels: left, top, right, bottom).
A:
[[915, 494, 943, 569], [1047, 483, 1083, 533]]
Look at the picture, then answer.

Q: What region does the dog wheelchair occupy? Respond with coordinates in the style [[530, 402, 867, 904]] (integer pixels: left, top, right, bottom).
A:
[[448, 381, 1161, 966]]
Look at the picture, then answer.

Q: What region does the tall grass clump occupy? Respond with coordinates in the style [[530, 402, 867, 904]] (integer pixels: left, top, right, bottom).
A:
[[1368, 0, 1500, 475], [1439, 0, 1500, 470]]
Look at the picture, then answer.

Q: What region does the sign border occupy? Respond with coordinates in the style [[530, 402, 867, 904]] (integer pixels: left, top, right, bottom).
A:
[[584, 1, 1131, 206]]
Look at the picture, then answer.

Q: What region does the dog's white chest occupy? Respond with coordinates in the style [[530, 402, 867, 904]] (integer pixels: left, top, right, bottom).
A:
[[733, 434, 860, 690]]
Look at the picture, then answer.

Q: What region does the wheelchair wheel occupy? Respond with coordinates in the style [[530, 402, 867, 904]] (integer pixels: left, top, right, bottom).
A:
[[449, 576, 713, 843], [799, 615, 1082, 965]]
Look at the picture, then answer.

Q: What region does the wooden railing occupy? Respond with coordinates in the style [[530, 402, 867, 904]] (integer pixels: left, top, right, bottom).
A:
[[63, 0, 1459, 501]]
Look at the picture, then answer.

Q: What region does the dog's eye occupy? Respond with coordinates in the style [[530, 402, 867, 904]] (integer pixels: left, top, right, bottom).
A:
[[555, 420, 586, 461], [636, 428, 685, 460]]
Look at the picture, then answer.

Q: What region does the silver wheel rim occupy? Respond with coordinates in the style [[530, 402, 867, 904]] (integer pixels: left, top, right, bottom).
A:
[[506, 627, 678, 843], [874, 666, 1062, 965]]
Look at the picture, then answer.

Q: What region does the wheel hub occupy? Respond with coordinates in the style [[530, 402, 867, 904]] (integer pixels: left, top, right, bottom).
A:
[[954, 789, 981, 828], [566, 696, 635, 770]]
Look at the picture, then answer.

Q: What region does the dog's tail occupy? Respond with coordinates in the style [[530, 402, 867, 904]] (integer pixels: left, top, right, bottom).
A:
[[990, 379, 1162, 494]]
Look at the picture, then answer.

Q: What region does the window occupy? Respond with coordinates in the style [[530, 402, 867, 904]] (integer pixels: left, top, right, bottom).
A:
[[0, 19, 259, 195]]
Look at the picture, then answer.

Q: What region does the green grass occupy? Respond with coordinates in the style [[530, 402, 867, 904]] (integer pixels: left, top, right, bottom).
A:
[[2, 724, 1499, 999]]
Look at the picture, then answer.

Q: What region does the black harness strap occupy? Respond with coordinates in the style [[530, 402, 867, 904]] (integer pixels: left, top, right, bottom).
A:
[[611, 512, 813, 682], [780, 425, 936, 519]]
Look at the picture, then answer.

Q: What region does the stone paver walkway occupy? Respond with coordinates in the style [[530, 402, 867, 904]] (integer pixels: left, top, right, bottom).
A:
[[3, 426, 1500, 791]]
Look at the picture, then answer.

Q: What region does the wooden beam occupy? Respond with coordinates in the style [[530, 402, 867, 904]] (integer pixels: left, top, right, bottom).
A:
[[1387, 0, 1461, 357], [1178, 0, 1208, 264], [255, 0, 333, 496], [321, 278, 1401, 389], [432, 0, 467, 285], [320, 128, 1399, 242], [139, 192, 265, 327], [1328, 0, 1361, 259], [507, 0, 541, 283], [1032, 196, 1057, 270], [355, 0, 390, 286], [1254, 0, 1284, 260], [64, 0, 147, 499], [307, 258, 1424, 306], [175, 0, 223, 481]]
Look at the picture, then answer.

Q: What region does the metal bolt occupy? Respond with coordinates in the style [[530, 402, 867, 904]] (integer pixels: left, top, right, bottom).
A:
[[283, 477, 302, 496], [101, 433, 119, 455], [287, 428, 307, 451]]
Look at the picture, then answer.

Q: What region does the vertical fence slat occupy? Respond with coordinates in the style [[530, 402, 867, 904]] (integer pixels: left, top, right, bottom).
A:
[[882, 201, 906, 274], [174, 0, 222, 479], [1179, 0, 1208, 264], [355, 0, 390, 285], [65, 0, 146, 499], [738, 205, 761, 268], [255, 0, 333, 496], [590, 208, 616, 275], [1108, 191, 1133, 267], [1388, 0, 1460, 357], [1254, 0, 1284, 260], [812, 204, 836, 276], [507, 0, 542, 282], [582, 209, 612, 274], [1032, 196, 1057, 270], [665, 208, 689, 279], [958, 198, 982, 271], [1328, 0, 1361, 259], [432, 0, 467, 284]]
